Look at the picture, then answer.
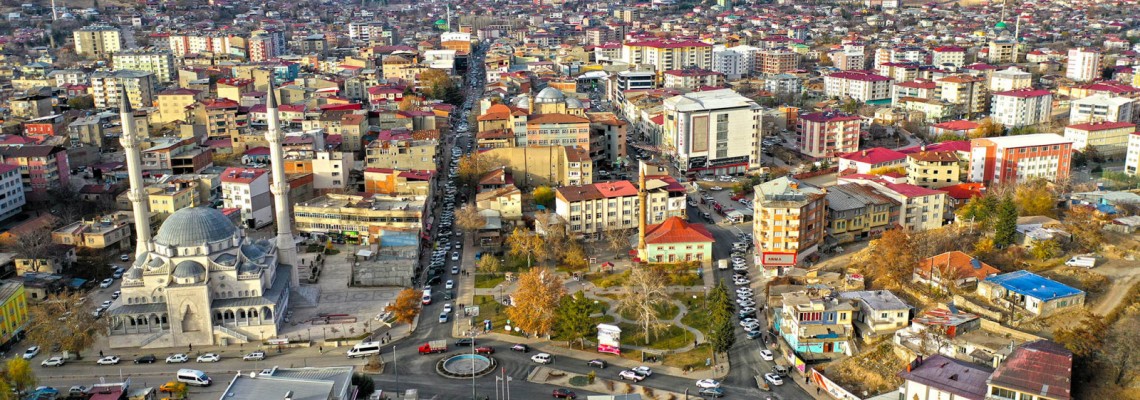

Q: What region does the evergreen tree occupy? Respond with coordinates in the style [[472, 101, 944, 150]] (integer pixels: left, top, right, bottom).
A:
[[554, 292, 596, 348], [993, 195, 1018, 247], [707, 282, 736, 354]]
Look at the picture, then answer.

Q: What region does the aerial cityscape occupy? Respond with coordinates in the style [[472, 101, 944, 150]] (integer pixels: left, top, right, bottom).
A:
[[0, 0, 1137, 398]]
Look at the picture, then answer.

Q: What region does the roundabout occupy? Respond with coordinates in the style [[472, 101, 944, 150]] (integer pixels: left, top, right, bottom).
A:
[[436, 353, 498, 379]]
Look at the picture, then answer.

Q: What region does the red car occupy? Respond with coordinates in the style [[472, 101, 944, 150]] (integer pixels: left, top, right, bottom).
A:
[[475, 346, 495, 354], [552, 389, 577, 399]]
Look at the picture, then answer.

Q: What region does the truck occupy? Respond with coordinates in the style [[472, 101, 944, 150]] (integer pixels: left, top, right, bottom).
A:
[[418, 340, 447, 355], [1064, 256, 1097, 268], [718, 259, 729, 270]]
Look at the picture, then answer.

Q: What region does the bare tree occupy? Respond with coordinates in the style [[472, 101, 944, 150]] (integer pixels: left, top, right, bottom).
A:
[[615, 267, 669, 345], [454, 205, 486, 241], [604, 228, 633, 256], [11, 229, 54, 272], [25, 292, 109, 359]]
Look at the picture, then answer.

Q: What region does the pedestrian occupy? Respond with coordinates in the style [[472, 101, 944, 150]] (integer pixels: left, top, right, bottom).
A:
[[693, 339, 697, 347], [386, 332, 391, 340], [188, 343, 192, 352], [817, 387, 821, 395], [319, 346, 323, 354], [806, 376, 810, 384], [99, 350, 104, 357]]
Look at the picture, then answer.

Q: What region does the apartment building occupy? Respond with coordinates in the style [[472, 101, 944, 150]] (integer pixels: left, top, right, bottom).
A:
[[221, 167, 274, 229], [871, 180, 946, 231], [991, 88, 1052, 128], [662, 69, 723, 91], [759, 47, 800, 75], [1066, 47, 1102, 83], [621, 39, 713, 72], [661, 89, 762, 175], [766, 74, 802, 96], [753, 177, 826, 269], [364, 135, 439, 171], [906, 151, 962, 189], [554, 181, 639, 236], [831, 44, 866, 71], [824, 70, 892, 102], [74, 25, 123, 58], [1069, 93, 1135, 124], [988, 39, 1017, 63], [293, 194, 425, 245], [991, 67, 1033, 92], [112, 50, 176, 83], [167, 33, 237, 57], [837, 290, 911, 338], [140, 137, 213, 174], [155, 88, 205, 123], [0, 145, 70, 203], [0, 164, 26, 222], [0, 282, 28, 346], [1125, 132, 1140, 176], [144, 180, 203, 215], [934, 74, 987, 116], [837, 147, 906, 175], [363, 168, 432, 196], [825, 183, 899, 244], [712, 47, 749, 80], [189, 98, 250, 145], [891, 80, 936, 105], [968, 134, 1073, 185], [89, 70, 156, 109], [797, 111, 861, 160], [778, 291, 855, 357], [51, 214, 132, 254], [930, 46, 966, 68], [1063, 121, 1135, 159]]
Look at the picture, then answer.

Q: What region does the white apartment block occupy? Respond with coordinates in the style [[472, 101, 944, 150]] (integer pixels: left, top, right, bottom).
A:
[[662, 89, 762, 175], [1125, 132, 1140, 176], [1066, 47, 1102, 83], [89, 70, 156, 109], [621, 39, 713, 72], [931, 46, 966, 68], [50, 69, 88, 87], [311, 151, 356, 190], [553, 181, 638, 236], [990, 67, 1033, 92], [1070, 93, 1135, 124], [112, 50, 176, 83], [856, 179, 946, 232], [221, 167, 274, 230], [713, 48, 748, 80], [824, 70, 893, 102], [73, 25, 123, 58], [0, 164, 26, 222], [991, 88, 1053, 127]]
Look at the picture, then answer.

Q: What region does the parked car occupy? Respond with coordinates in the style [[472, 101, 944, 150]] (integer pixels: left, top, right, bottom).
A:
[[698, 387, 726, 398], [41, 356, 65, 367], [165, 354, 189, 363], [696, 379, 721, 389], [760, 350, 774, 361], [455, 338, 475, 347], [764, 373, 784, 386], [618, 370, 645, 382], [96, 355, 120, 365], [22, 346, 39, 360], [196, 353, 221, 362], [243, 351, 266, 361], [134, 354, 157, 364], [475, 346, 495, 355], [100, 278, 114, 288], [632, 366, 653, 376]]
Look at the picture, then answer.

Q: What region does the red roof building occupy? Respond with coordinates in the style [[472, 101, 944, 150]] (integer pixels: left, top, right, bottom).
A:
[[987, 341, 1073, 400], [642, 216, 714, 265]]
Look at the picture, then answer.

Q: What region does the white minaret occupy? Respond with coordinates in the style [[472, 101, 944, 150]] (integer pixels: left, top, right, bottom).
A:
[[265, 86, 300, 288], [118, 89, 153, 257]]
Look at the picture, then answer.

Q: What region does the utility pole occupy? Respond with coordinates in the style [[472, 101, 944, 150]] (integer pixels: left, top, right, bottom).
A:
[[393, 345, 399, 398]]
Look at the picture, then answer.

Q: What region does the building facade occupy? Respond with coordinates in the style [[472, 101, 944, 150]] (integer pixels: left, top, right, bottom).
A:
[[968, 134, 1074, 185], [74, 25, 123, 58], [753, 177, 826, 269], [798, 111, 861, 160], [990, 89, 1052, 128], [661, 89, 762, 175], [1063, 121, 1135, 159]]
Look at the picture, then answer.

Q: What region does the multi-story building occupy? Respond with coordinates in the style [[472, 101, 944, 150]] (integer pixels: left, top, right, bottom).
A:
[[797, 111, 861, 160], [837, 147, 907, 175], [891, 80, 936, 104], [930, 46, 966, 68], [1064, 121, 1135, 159], [837, 290, 911, 338], [0, 164, 26, 222], [363, 168, 433, 196], [991, 88, 1053, 128], [1069, 93, 1135, 124], [753, 177, 826, 270], [824, 70, 892, 102], [661, 89, 762, 175], [74, 25, 123, 58], [155, 88, 205, 123], [1126, 131, 1140, 176], [968, 134, 1073, 185], [991, 67, 1033, 92], [825, 183, 899, 244], [662, 69, 723, 91], [189, 98, 250, 146], [1066, 47, 1102, 83], [987, 39, 1017, 63], [555, 181, 639, 236], [145, 180, 203, 215], [140, 137, 214, 174], [0, 145, 70, 203], [759, 47, 800, 75], [587, 112, 628, 167], [221, 168, 274, 230], [906, 151, 962, 189], [777, 291, 855, 357], [51, 214, 133, 254], [875, 180, 946, 231], [831, 44, 866, 71], [89, 70, 156, 110], [712, 47, 748, 80], [364, 134, 439, 171], [311, 150, 355, 191], [621, 39, 713, 72], [765, 74, 802, 96], [934, 74, 987, 116], [899, 355, 993, 400], [112, 50, 176, 83], [167, 33, 237, 57], [0, 282, 28, 345], [293, 194, 425, 245]]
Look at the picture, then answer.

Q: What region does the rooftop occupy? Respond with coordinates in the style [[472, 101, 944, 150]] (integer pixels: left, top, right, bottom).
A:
[[987, 341, 1073, 400], [898, 355, 993, 400], [984, 270, 1083, 301], [644, 216, 714, 244]]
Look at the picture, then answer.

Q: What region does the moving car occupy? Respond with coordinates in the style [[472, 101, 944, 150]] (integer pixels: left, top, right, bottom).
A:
[[511, 344, 530, 352], [695, 379, 721, 389], [475, 346, 495, 355], [531, 353, 554, 364], [632, 366, 653, 376], [445, 280, 454, 289], [100, 278, 114, 288], [166, 353, 189, 363], [699, 387, 726, 398], [41, 356, 65, 367], [196, 353, 221, 363], [22, 346, 39, 359], [760, 350, 774, 361], [552, 388, 577, 399], [618, 370, 645, 382], [97, 355, 120, 365], [587, 359, 607, 369], [120, 254, 130, 261], [243, 351, 266, 361], [439, 313, 449, 323], [455, 338, 475, 347], [764, 373, 784, 386]]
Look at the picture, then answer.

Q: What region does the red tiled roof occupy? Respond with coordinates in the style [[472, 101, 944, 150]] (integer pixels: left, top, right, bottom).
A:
[[1065, 121, 1136, 131], [917, 250, 1000, 282], [644, 217, 714, 244], [221, 167, 268, 184], [931, 120, 979, 131], [884, 182, 945, 198], [827, 70, 891, 82], [993, 88, 1052, 98], [838, 147, 907, 165], [243, 146, 271, 156], [624, 39, 711, 48], [940, 182, 985, 200], [896, 80, 936, 89], [988, 341, 1073, 400], [528, 113, 590, 125], [932, 46, 965, 52]]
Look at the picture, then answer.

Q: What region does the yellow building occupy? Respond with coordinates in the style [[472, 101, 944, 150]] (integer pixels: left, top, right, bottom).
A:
[[74, 25, 122, 58], [483, 145, 593, 187], [0, 282, 28, 345], [906, 151, 962, 189], [382, 54, 416, 81], [753, 177, 827, 270], [824, 184, 900, 244], [155, 88, 205, 123], [146, 181, 203, 215], [51, 215, 133, 253], [293, 194, 426, 244]]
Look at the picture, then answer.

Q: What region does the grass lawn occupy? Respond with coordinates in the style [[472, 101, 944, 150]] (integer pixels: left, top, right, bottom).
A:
[[470, 295, 517, 336], [474, 273, 506, 289], [588, 270, 631, 288], [617, 322, 694, 351], [617, 301, 680, 321], [662, 344, 714, 371], [676, 294, 712, 335]]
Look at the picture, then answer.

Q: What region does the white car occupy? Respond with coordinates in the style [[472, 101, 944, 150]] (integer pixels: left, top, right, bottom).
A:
[[439, 313, 449, 323], [443, 303, 453, 314], [695, 379, 721, 389], [733, 263, 749, 271], [196, 353, 221, 362], [41, 356, 65, 367], [632, 366, 653, 376], [99, 278, 114, 288], [244, 351, 266, 361], [734, 278, 751, 286], [760, 350, 774, 361], [22, 346, 39, 359], [531, 353, 554, 364], [120, 254, 130, 261], [739, 318, 758, 327], [618, 370, 645, 382], [166, 353, 189, 363], [96, 355, 120, 365], [445, 280, 454, 289], [764, 373, 784, 386]]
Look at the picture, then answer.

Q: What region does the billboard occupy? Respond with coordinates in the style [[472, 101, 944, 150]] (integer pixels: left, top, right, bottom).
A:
[[761, 252, 797, 266], [597, 323, 621, 355]]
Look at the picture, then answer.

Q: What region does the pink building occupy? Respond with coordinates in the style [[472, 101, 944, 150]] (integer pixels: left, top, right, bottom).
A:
[[0, 145, 71, 203], [797, 111, 862, 160]]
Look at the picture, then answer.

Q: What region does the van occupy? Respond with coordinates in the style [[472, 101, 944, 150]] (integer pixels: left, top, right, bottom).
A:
[[176, 369, 212, 386], [346, 341, 382, 358]]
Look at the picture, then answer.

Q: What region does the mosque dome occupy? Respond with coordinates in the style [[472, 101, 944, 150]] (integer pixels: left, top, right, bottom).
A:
[[565, 97, 584, 109], [535, 87, 566, 103], [154, 207, 238, 247], [172, 260, 207, 280], [241, 243, 267, 261], [994, 21, 1007, 30], [125, 267, 143, 280]]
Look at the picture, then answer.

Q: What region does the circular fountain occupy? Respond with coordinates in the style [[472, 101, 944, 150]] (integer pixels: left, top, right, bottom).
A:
[[436, 353, 497, 378]]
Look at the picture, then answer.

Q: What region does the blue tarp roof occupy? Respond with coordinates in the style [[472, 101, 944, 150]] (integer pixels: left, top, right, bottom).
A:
[[68, 278, 88, 288], [984, 270, 1083, 301]]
